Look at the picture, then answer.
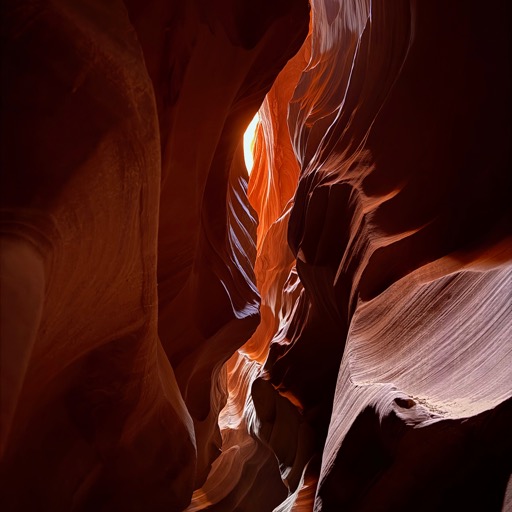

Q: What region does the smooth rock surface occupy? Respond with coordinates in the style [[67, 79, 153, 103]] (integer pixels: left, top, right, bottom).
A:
[[1, 0, 510, 511]]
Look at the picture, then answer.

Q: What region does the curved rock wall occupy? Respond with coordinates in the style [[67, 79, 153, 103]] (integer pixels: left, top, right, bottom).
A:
[[1, 0, 510, 511], [1, 0, 309, 510], [255, 0, 512, 510]]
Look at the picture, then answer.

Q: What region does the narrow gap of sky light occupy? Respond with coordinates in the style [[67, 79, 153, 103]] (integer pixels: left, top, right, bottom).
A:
[[243, 112, 260, 174]]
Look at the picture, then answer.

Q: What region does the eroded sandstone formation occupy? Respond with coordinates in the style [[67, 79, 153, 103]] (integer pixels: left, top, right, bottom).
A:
[[1, 0, 511, 511]]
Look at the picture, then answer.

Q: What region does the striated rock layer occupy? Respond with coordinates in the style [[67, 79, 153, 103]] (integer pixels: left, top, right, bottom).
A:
[[1, 0, 511, 511], [190, 0, 512, 510], [263, 0, 511, 510]]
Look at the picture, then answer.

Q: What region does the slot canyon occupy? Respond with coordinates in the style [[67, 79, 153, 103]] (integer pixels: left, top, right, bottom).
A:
[[1, 0, 512, 510]]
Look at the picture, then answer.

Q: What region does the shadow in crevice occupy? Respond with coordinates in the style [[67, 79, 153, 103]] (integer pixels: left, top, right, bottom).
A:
[[319, 398, 512, 512]]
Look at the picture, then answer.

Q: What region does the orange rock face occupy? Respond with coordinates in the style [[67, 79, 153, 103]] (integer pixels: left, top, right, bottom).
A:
[[1, 0, 511, 511]]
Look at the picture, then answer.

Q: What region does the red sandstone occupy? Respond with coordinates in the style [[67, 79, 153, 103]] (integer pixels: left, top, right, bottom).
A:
[[1, 1, 511, 511]]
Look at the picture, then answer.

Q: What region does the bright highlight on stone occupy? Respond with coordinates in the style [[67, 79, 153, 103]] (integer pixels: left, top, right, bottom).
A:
[[243, 112, 260, 174], [2, 1, 511, 511]]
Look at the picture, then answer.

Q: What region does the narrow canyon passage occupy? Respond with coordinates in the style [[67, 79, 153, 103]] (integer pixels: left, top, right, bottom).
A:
[[1, 1, 511, 511]]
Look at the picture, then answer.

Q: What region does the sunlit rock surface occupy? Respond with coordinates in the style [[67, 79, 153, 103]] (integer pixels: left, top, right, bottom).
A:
[[1, 0, 511, 511]]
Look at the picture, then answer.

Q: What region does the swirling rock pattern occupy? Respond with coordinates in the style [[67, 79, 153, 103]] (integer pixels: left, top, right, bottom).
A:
[[1, 0, 510, 511]]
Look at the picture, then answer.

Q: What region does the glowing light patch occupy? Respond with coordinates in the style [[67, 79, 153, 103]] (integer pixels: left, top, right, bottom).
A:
[[243, 112, 260, 174]]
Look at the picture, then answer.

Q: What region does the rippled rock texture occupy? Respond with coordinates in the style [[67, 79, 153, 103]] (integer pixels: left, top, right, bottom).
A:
[[1, 0, 511, 511]]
